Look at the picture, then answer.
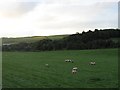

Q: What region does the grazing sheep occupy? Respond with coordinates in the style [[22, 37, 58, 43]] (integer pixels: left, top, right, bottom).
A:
[[90, 62, 96, 65], [65, 59, 74, 63], [72, 67, 78, 74], [72, 69, 77, 74], [68, 60, 71, 62], [73, 67, 78, 70], [65, 60, 68, 62]]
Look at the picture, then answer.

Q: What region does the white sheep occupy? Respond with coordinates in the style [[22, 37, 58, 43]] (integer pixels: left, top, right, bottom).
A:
[[65, 59, 73, 63], [68, 60, 71, 62], [72, 69, 77, 74], [73, 67, 78, 70], [65, 59, 68, 62], [72, 67, 78, 74], [90, 62, 96, 65]]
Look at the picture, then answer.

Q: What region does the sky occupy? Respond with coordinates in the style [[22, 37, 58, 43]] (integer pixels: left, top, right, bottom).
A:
[[0, 0, 119, 37]]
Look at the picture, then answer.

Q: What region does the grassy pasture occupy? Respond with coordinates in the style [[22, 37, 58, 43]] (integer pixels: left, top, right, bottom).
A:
[[2, 35, 68, 44], [3, 48, 118, 88]]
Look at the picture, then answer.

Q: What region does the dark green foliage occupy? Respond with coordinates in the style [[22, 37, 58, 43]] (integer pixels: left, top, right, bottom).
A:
[[2, 29, 120, 51], [35, 39, 53, 51]]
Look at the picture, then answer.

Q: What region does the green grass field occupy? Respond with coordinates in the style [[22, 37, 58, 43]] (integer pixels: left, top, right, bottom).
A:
[[3, 48, 118, 88], [2, 35, 68, 44]]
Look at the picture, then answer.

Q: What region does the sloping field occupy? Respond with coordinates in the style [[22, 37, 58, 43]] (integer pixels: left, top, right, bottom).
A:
[[3, 48, 118, 88], [2, 35, 68, 44]]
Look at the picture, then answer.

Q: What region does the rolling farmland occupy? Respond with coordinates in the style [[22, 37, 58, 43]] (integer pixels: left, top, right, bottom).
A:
[[2, 35, 68, 44]]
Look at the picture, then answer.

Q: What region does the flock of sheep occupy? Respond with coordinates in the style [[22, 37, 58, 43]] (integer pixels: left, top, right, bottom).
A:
[[45, 59, 96, 74], [64, 59, 96, 74]]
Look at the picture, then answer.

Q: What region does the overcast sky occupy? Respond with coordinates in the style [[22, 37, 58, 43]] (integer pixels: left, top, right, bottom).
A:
[[0, 0, 119, 37]]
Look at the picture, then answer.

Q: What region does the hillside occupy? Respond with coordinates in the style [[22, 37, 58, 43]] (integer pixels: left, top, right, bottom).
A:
[[2, 29, 120, 51], [2, 35, 68, 44]]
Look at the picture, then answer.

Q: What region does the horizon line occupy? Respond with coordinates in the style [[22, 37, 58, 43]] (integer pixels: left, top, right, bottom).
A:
[[0, 28, 119, 38]]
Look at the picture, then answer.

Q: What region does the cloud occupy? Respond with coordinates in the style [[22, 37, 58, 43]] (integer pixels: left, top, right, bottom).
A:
[[27, 2, 117, 29], [0, 0, 118, 37], [0, 0, 38, 17]]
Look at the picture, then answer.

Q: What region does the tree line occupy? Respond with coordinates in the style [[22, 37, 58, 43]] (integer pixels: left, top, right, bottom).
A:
[[2, 29, 120, 51]]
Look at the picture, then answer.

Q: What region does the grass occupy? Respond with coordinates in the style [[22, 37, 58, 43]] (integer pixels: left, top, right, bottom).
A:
[[2, 48, 118, 88], [2, 35, 68, 44]]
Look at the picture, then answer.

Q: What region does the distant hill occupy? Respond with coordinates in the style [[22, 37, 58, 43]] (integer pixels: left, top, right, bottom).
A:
[[2, 35, 69, 44], [2, 29, 120, 51]]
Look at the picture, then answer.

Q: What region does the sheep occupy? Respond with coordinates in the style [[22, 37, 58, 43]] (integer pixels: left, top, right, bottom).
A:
[[68, 60, 72, 62], [65, 59, 74, 63], [90, 62, 96, 65], [72, 67, 78, 74], [73, 67, 78, 70], [72, 69, 77, 74], [65, 60, 68, 62]]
